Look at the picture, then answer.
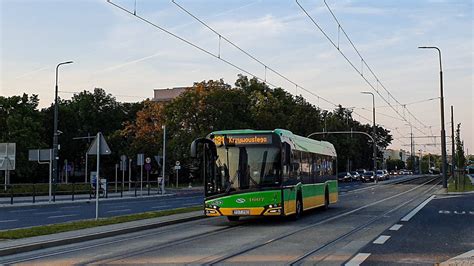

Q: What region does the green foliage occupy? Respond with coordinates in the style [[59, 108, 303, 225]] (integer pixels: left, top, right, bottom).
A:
[[386, 159, 405, 171], [455, 123, 466, 168], [0, 94, 47, 181], [5, 76, 394, 183]]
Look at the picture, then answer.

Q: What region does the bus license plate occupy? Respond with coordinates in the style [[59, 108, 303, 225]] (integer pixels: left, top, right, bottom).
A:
[[233, 210, 250, 215]]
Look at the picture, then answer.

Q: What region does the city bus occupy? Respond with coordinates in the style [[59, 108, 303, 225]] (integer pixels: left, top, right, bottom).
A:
[[190, 129, 338, 221]]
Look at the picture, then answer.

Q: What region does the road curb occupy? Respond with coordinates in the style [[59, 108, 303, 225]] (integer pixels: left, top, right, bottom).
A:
[[0, 212, 205, 257], [0, 193, 176, 209]]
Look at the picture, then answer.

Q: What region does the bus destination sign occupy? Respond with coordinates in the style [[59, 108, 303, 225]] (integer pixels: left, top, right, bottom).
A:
[[213, 135, 272, 146]]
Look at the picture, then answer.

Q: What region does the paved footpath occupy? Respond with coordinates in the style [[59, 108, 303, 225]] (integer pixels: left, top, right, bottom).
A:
[[347, 192, 474, 265]]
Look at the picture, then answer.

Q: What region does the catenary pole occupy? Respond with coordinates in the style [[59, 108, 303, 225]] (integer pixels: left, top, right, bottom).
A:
[[53, 61, 73, 188], [418, 46, 447, 188]]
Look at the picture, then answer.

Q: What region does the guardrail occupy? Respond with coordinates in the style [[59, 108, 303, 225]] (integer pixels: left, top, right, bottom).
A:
[[0, 180, 164, 205]]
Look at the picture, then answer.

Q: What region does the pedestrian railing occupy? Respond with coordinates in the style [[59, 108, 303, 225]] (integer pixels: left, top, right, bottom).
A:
[[0, 180, 165, 205]]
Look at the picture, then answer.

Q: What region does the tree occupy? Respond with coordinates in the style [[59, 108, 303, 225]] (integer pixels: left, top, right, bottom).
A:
[[455, 123, 466, 169], [0, 94, 47, 182], [386, 159, 405, 171]]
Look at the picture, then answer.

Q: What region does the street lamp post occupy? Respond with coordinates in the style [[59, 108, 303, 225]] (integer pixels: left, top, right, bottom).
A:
[[52, 61, 73, 189], [418, 46, 447, 188], [361, 91, 377, 182], [161, 125, 166, 194]]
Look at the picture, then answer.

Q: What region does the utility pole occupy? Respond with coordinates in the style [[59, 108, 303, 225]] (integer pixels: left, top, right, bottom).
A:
[[162, 125, 166, 194], [418, 46, 447, 188], [451, 106, 455, 176], [361, 92, 377, 182], [52, 61, 73, 187]]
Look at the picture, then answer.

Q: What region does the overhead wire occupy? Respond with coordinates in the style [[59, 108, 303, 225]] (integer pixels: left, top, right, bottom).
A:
[[170, 0, 338, 107], [295, 0, 430, 136], [107, 0, 415, 150]]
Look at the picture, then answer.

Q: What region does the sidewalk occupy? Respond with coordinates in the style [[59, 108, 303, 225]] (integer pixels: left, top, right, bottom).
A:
[[0, 210, 204, 258], [357, 192, 474, 265]]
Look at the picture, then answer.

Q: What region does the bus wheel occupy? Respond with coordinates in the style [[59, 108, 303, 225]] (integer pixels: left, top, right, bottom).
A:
[[227, 216, 240, 222], [324, 189, 329, 210], [294, 197, 303, 219]]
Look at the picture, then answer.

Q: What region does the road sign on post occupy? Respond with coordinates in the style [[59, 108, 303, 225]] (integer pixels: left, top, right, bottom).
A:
[[137, 154, 144, 166], [120, 155, 127, 191], [137, 154, 144, 196], [87, 132, 111, 220], [175, 161, 181, 188], [0, 143, 16, 191], [29, 148, 53, 202]]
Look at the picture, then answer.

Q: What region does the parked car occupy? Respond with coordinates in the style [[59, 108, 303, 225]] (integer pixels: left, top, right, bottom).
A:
[[356, 169, 366, 176], [383, 170, 390, 180], [376, 170, 386, 181], [362, 171, 375, 182], [338, 172, 353, 182], [350, 171, 361, 181]]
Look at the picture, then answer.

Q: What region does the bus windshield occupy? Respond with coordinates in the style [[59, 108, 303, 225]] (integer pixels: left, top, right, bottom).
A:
[[213, 145, 281, 194]]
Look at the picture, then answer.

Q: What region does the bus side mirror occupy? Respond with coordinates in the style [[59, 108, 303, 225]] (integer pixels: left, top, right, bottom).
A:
[[190, 138, 217, 159], [282, 143, 291, 165]]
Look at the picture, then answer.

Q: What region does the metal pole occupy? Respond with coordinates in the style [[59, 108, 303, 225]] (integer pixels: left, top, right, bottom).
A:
[[418, 46, 447, 188], [53, 61, 73, 190], [419, 150, 422, 174], [176, 168, 179, 188], [85, 152, 88, 183], [65, 159, 68, 184], [122, 163, 125, 193], [451, 106, 455, 176], [140, 163, 143, 196], [162, 125, 166, 194], [361, 92, 377, 183], [95, 132, 100, 220], [49, 150, 52, 203], [115, 163, 118, 193], [128, 158, 132, 190]]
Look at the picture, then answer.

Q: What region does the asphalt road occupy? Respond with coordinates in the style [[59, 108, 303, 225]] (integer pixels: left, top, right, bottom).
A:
[[0, 175, 408, 230], [356, 192, 474, 265], [0, 175, 445, 265], [0, 191, 203, 230]]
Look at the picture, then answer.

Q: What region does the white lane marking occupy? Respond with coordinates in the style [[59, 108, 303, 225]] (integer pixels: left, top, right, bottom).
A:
[[150, 205, 172, 209], [59, 206, 82, 209], [401, 195, 435, 221], [48, 214, 78, 219], [389, 224, 403, 231], [373, 235, 391, 244], [9, 209, 36, 213], [106, 209, 131, 213], [433, 195, 464, 199], [0, 219, 18, 223], [345, 253, 371, 266], [34, 211, 63, 215], [448, 249, 474, 260]]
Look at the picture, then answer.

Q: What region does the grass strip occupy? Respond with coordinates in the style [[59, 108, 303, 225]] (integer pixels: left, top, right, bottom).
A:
[[0, 206, 202, 240], [448, 175, 474, 192]]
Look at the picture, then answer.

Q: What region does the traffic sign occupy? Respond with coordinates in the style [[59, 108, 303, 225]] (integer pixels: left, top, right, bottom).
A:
[[175, 161, 180, 166], [145, 163, 152, 172], [137, 154, 144, 166], [145, 157, 151, 164], [87, 133, 111, 155], [174, 165, 181, 170]]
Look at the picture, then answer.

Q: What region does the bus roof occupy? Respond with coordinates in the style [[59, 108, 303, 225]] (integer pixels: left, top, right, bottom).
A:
[[210, 129, 337, 157]]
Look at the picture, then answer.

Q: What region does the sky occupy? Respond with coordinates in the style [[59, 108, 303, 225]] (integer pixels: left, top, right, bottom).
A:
[[1, 0, 473, 155]]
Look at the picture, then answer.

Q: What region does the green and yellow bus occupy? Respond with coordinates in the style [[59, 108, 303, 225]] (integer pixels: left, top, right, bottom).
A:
[[190, 129, 338, 221]]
